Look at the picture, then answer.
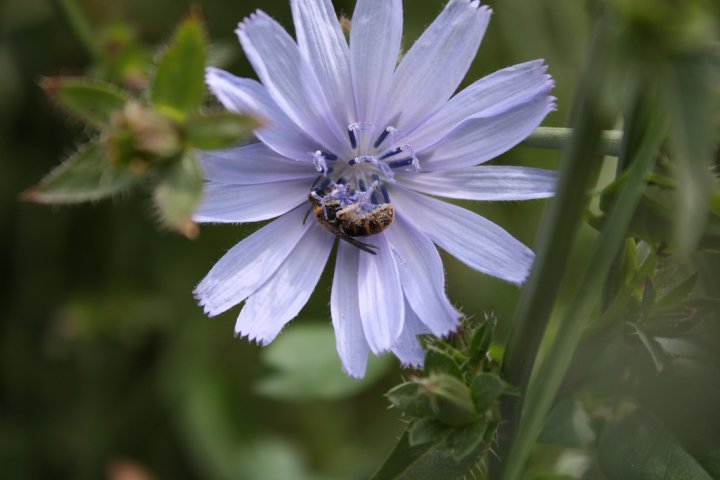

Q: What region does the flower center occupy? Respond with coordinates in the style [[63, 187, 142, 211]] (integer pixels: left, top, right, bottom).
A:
[[311, 123, 420, 208]]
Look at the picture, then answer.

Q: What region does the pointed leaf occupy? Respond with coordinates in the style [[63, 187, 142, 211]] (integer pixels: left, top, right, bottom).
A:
[[386, 382, 434, 419], [41, 77, 129, 128], [150, 12, 207, 119], [154, 152, 203, 237], [424, 349, 464, 381], [370, 429, 483, 480], [23, 141, 138, 204], [185, 112, 260, 150]]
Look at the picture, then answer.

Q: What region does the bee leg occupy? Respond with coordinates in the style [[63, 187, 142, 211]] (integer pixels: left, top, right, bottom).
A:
[[337, 232, 378, 255]]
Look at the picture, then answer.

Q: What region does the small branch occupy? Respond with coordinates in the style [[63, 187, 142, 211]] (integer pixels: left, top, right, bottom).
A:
[[52, 0, 101, 62], [522, 127, 623, 157]]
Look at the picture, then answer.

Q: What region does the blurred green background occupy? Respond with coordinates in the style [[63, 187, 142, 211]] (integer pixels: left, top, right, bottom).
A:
[[0, 0, 591, 478]]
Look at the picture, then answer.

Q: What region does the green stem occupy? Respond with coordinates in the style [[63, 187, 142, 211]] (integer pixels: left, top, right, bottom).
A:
[[495, 18, 614, 472], [52, 0, 101, 62], [522, 127, 623, 157], [499, 93, 668, 480]]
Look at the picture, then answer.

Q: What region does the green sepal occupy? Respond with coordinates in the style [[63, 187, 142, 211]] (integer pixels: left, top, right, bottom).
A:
[[153, 152, 203, 238], [470, 373, 514, 413], [150, 11, 207, 120], [423, 348, 464, 381], [41, 77, 129, 128], [421, 374, 479, 428], [469, 313, 497, 365], [185, 112, 259, 150], [445, 421, 487, 462], [22, 141, 138, 204], [386, 382, 434, 419], [408, 419, 449, 447]]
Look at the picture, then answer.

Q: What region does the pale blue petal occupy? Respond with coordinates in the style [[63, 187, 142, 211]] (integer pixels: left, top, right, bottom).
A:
[[291, 0, 355, 129], [397, 166, 558, 201], [194, 208, 310, 316], [385, 216, 461, 337], [381, 0, 491, 130], [350, 0, 403, 126], [391, 304, 431, 368], [194, 180, 309, 224], [420, 92, 556, 171], [236, 11, 347, 155], [235, 223, 334, 345], [358, 234, 404, 354], [200, 143, 315, 185], [205, 68, 318, 161], [406, 60, 554, 151], [331, 241, 370, 379], [391, 187, 534, 285]]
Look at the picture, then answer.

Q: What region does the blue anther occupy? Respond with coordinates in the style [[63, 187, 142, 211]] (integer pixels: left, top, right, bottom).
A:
[[348, 127, 358, 149], [322, 151, 338, 161], [379, 147, 404, 160], [358, 179, 366, 192], [337, 177, 348, 184], [373, 128, 391, 148], [348, 158, 358, 166], [371, 174, 390, 203], [371, 193, 379, 205], [387, 158, 415, 169], [315, 179, 331, 192]]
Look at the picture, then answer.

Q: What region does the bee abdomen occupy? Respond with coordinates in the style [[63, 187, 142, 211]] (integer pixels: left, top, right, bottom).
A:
[[344, 205, 394, 237]]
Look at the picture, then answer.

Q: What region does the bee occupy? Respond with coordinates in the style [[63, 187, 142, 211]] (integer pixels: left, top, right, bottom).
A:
[[307, 189, 394, 255]]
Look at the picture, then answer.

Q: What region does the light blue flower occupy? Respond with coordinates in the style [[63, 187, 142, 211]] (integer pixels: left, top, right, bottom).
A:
[[195, 0, 556, 378]]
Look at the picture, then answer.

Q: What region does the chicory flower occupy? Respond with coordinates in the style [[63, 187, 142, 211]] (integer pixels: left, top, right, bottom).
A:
[[195, 0, 556, 378]]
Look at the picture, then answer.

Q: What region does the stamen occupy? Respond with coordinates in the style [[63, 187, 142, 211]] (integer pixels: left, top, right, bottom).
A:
[[314, 178, 331, 192], [348, 127, 358, 149], [379, 147, 404, 160], [373, 126, 397, 148], [321, 151, 338, 161], [358, 179, 366, 192], [387, 158, 415, 169], [371, 193, 379, 205], [373, 175, 390, 203]]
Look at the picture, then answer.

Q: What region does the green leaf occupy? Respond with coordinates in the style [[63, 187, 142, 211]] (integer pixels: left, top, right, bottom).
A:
[[470, 373, 510, 413], [185, 112, 259, 150], [255, 323, 392, 401], [150, 11, 207, 119], [408, 419, 448, 447], [153, 152, 203, 237], [599, 412, 715, 480], [22, 141, 138, 204], [41, 77, 128, 128], [370, 429, 483, 480], [538, 397, 596, 447]]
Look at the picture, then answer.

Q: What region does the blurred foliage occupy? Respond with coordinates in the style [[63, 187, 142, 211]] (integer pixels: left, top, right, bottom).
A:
[[2, 0, 719, 479]]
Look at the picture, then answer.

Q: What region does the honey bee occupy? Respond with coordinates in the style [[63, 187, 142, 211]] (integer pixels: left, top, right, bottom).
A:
[[307, 189, 394, 255]]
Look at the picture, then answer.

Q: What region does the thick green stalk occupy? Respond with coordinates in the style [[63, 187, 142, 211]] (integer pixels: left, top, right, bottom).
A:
[[499, 96, 668, 480], [496, 18, 614, 467], [53, 0, 101, 62], [522, 127, 623, 157]]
